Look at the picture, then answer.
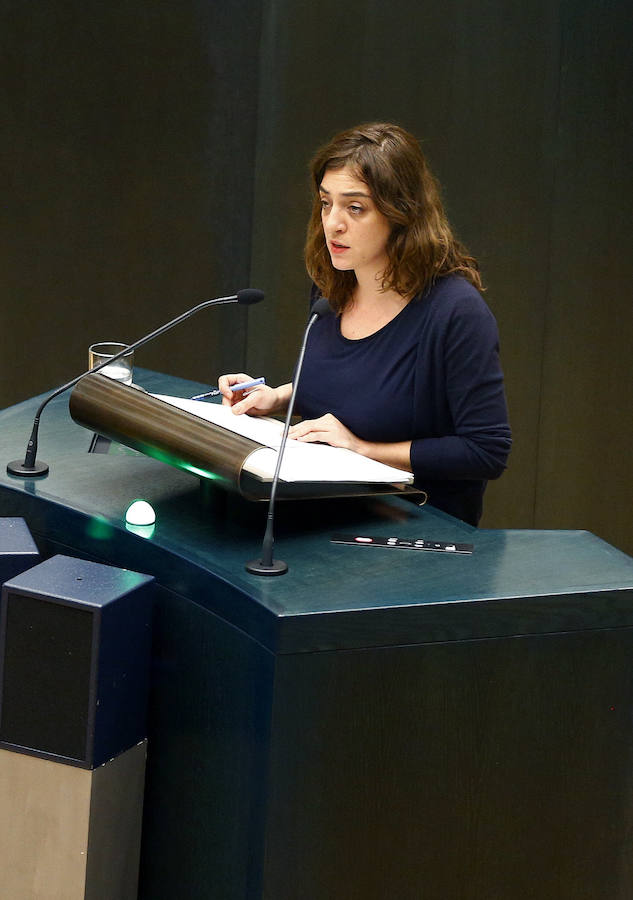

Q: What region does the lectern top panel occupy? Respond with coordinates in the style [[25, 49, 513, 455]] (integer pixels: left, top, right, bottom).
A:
[[2, 371, 633, 653]]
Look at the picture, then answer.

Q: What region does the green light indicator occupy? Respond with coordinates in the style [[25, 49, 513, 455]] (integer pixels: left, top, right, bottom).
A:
[[125, 499, 156, 526]]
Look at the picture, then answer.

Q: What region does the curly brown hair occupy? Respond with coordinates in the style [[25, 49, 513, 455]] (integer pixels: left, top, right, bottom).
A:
[[304, 123, 483, 312]]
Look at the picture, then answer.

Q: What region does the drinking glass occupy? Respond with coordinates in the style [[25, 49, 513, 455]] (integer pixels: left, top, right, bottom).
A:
[[88, 342, 134, 385]]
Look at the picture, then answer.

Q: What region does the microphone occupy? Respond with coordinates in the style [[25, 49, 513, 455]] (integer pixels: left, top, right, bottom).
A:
[[7, 289, 264, 478], [246, 296, 332, 576]]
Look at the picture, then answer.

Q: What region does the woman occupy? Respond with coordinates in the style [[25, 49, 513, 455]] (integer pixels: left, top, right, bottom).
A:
[[219, 123, 511, 525]]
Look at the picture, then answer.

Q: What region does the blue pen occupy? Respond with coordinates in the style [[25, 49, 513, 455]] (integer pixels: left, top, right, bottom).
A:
[[190, 377, 265, 401]]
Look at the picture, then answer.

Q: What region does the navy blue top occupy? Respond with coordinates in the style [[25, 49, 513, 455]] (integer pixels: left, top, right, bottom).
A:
[[295, 275, 512, 525]]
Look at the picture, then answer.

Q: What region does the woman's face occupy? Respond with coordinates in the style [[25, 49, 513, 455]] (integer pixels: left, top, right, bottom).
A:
[[319, 165, 391, 280]]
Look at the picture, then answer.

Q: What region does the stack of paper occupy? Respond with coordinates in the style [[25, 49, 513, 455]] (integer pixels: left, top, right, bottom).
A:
[[153, 395, 414, 485]]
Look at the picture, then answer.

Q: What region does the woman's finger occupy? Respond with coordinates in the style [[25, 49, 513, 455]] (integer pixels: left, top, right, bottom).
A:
[[218, 373, 253, 404], [231, 385, 277, 416]]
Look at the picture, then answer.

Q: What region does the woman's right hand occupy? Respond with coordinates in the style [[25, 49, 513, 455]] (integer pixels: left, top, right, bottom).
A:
[[217, 374, 288, 417]]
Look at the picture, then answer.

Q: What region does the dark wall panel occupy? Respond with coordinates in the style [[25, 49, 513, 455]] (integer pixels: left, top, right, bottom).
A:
[[1, 0, 262, 408], [535, 0, 633, 553]]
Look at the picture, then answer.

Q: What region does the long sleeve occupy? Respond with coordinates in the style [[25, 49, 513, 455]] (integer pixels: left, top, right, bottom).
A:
[[410, 285, 512, 483]]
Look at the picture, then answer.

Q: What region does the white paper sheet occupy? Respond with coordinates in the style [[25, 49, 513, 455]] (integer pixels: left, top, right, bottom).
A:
[[152, 394, 414, 485]]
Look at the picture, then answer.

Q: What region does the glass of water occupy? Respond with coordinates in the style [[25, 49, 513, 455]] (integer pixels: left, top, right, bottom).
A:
[[88, 342, 134, 385]]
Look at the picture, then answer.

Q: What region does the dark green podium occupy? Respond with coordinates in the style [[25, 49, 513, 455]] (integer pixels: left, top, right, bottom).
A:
[[2, 371, 633, 900]]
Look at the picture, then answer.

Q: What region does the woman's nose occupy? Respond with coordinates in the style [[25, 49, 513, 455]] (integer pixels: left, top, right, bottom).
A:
[[328, 207, 346, 233]]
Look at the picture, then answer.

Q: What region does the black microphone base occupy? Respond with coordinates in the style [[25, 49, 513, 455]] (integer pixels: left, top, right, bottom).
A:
[[7, 459, 49, 477], [245, 557, 288, 576]]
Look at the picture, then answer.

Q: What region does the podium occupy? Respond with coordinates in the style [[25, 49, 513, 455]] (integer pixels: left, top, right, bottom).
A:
[[2, 370, 633, 899]]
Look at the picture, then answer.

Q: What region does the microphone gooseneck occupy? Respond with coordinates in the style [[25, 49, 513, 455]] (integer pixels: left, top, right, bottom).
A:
[[246, 297, 332, 576], [7, 289, 264, 478]]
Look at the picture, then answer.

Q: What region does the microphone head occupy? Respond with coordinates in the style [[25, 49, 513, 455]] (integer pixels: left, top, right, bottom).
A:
[[237, 288, 265, 306], [311, 296, 332, 319]]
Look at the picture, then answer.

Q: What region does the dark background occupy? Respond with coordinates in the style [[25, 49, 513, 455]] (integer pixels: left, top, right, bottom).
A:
[[2, 0, 631, 554]]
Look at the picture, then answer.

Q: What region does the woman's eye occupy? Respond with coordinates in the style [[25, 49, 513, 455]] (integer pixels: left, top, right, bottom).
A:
[[349, 205, 363, 215], [320, 198, 330, 210]]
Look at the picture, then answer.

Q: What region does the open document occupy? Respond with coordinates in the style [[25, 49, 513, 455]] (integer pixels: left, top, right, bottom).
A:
[[153, 395, 414, 485]]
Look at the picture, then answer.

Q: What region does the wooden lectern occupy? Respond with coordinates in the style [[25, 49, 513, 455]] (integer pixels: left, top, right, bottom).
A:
[[1, 370, 633, 899]]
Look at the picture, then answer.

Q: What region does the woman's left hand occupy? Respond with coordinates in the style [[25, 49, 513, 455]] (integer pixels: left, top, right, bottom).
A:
[[288, 413, 362, 453]]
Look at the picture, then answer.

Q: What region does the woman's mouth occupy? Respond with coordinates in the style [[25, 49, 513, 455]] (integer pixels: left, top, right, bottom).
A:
[[329, 241, 349, 254]]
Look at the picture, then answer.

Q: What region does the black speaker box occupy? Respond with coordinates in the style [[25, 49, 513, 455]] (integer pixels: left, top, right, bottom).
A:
[[0, 517, 40, 583], [0, 554, 154, 768]]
